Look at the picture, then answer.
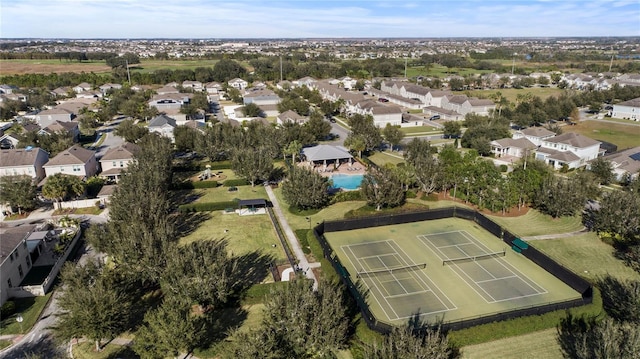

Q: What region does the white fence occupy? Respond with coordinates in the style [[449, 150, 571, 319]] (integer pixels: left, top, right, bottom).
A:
[[58, 198, 108, 209]]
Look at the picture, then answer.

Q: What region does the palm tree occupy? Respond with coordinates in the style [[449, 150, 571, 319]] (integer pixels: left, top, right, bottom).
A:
[[42, 173, 85, 209]]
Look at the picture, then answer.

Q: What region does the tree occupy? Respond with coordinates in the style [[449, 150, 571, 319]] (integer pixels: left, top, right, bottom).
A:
[[411, 153, 443, 195], [87, 134, 175, 285], [361, 167, 405, 210], [54, 260, 132, 352], [173, 125, 200, 152], [533, 175, 592, 218], [586, 190, 640, 244], [347, 114, 382, 152], [242, 102, 263, 117], [442, 121, 462, 139], [282, 167, 331, 210], [114, 119, 149, 143], [41, 173, 85, 209], [133, 296, 207, 359], [344, 134, 366, 158], [589, 157, 615, 185], [596, 276, 640, 323], [0, 175, 37, 214], [303, 111, 332, 141], [225, 278, 351, 358], [231, 146, 274, 186], [363, 324, 460, 359], [382, 124, 405, 151], [212, 59, 247, 82], [557, 313, 640, 359], [283, 140, 303, 164]]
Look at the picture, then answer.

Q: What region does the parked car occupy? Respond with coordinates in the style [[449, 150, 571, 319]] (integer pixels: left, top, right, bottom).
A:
[[378, 98, 389, 102], [429, 115, 441, 120]]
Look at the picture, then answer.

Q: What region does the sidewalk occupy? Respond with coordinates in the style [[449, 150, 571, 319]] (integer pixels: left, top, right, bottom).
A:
[[265, 185, 319, 289]]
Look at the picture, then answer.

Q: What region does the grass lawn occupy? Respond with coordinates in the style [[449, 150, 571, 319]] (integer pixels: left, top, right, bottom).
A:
[[53, 206, 103, 216], [487, 210, 584, 237], [461, 328, 561, 359], [0, 340, 11, 350], [457, 87, 564, 102], [179, 209, 285, 263], [367, 151, 405, 167], [532, 233, 640, 282], [72, 341, 138, 359], [601, 116, 640, 125], [194, 184, 268, 203], [399, 126, 441, 134], [564, 120, 640, 150], [0, 293, 52, 335]]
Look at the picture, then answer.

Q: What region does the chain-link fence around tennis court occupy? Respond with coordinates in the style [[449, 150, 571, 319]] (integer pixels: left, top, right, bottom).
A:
[[313, 206, 593, 333]]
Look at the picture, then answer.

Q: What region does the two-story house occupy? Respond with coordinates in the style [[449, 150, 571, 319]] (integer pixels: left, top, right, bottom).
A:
[[277, 110, 307, 125], [148, 114, 177, 142], [611, 97, 640, 121], [536, 132, 603, 169], [99, 142, 140, 183], [228, 78, 248, 90], [0, 225, 36, 306], [0, 147, 49, 183], [43, 145, 98, 179]]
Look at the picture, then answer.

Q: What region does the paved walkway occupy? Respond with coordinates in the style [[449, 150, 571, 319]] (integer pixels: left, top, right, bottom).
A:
[[264, 185, 319, 290]]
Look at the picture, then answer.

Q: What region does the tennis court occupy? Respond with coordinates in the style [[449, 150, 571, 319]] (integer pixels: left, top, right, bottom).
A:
[[324, 217, 583, 326], [418, 231, 547, 303], [341, 240, 456, 320]]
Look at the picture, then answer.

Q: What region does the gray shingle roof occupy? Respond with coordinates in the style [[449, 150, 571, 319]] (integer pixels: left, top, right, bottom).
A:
[[44, 145, 95, 166], [0, 147, 47, 168]]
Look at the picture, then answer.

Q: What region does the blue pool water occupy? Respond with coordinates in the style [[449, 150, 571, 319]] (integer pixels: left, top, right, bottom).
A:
[[331, 174, 364, 190]]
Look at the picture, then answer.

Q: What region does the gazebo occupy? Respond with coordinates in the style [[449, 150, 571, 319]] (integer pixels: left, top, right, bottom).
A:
[[301, 145, 354, 171]]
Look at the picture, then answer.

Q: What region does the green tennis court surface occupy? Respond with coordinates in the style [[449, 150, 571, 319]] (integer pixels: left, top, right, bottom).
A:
[[325, 218, 582, 326]]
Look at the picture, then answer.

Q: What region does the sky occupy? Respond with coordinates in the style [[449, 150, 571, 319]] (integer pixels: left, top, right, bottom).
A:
[[1, 0, 639, 39]]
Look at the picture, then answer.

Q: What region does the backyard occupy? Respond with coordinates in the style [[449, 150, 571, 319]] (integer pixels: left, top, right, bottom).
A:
[[564, 120, 640, 150]]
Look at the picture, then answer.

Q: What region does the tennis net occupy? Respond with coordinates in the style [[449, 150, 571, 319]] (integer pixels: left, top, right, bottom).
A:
[[356, 263, 426, 279], [442, 250, 505, 266]]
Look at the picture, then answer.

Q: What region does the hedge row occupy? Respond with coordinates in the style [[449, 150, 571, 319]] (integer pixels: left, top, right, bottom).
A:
[[331, 190, 364, 203], [178, 200, 238, 213], [172, 180, 220, 190]]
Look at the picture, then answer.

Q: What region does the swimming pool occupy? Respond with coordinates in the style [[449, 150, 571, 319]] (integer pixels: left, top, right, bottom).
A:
[[331, 174, 364, 190]]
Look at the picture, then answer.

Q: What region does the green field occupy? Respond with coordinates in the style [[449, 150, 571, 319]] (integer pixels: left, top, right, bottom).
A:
[[367, 151, 406, 167], [564, 120, 640, 150], [194, 184, 268, 203], [324, 217, 582, 326], [487, 210, 584, 237], [462, 328, 561, 359], [459, 87, 564, 102]]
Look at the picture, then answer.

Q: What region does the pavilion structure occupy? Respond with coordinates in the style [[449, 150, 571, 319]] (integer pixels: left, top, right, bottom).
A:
[[301, 145, 354, 172]]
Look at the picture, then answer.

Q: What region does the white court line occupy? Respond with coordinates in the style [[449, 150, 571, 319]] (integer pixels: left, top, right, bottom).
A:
[[391, 240, 456, 311], [386, 290, 432, 299], [456, 245, 497, 279], [379, 242, 410, 295], [459, 231, 548, 295], [475, 275, 518, 284], [342, 244, 400, 320]]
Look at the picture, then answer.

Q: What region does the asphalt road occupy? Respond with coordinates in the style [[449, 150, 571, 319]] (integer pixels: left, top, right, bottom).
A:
[[93, 118, 125, 159]]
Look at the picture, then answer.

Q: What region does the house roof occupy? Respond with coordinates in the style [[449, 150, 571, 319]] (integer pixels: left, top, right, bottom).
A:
[[0, 225, 36, 263], [615, 97, 640, 108], [520, 127, 556, 138], [492, 138, 536, 149], [371, 106, 403, 115], [603, 146, 640, 175], [0, 147, 48, 168], [149, 114, 177, 128], [100, 142, 140, 161], [44, 121, 79, 133], [302, 145, 353, 162], [44, 145, 95, 166], [277, 110, 304, 121], [536, 147, 581, 162], [545, 132, 600, 148]]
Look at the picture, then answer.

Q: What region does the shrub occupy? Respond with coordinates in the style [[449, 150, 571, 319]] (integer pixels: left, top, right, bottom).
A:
[[192, 180, 219, 189], [222, 179, 250, 187], [177, 200, 239, 213], [1, 300, 16, 318], [208, 161, 233, 170], [331, 190, 364, 203], [499, 164, 508, 172], [406, 190, 417, 198]]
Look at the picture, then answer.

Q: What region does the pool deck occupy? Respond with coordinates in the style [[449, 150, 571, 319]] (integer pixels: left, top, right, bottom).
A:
[[299, 162, 365, 177]]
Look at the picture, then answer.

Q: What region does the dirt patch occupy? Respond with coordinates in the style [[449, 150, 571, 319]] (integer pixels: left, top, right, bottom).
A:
[[434, 191, 530, 217], [0, 62, 112, 75]]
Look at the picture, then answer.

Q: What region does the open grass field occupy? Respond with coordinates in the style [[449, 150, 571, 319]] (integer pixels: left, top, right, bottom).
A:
[[72, 342, 138, 359], [532, 233, 640, 282], [179, 209, 285, 263], [399, 125, 441, 134], [368, 151, 405, 167], [194, 184, 268, 203], [486, 210, 584, 237], [459, 87, 565, 102], [324, 217, 581, 326], [0, 293, 52, 335], [564, 120, 640, 150], [0, 59, 112, 75], [462, 328, 561, 359]]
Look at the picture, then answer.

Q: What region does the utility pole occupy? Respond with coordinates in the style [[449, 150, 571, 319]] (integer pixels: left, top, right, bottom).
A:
[[404, 57, 408, 79], [280, 56, 283, 82], [511, 53, 516, 75], [125, 60, 131, 84]]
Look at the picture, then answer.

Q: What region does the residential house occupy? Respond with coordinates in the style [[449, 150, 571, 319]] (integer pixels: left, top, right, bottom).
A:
[[228, 78, 248, 90], [535, 133, 603, 169], [277, 110, 307, 125], [276, 80, 292, 90], [512, 127, 556, 146], [148, 93, 192, 112], [34, 108, 75, 127], [0, 225, 36, 306], [491, 138, 537, 158], [460, 98, 496, 116], [43, 145, 98, 179], [424, 90, 452, 107], [148, 114, 177, 142], [0, 84, 18, 95], [0, 133, 20, 149], [40, 121, 80, 142], [611, 97, 640, 121], [0, 92, 27, 104], [0, 147, 49, 182], [155, 85, 180, 95], [73, 82, 93, 93], [601, 146, 640, 181], [50, 87, 72, 98], [182, 80, 204, 91], [99, 83, 122, 94], [99, 142, 140, 183], [294, 76, 316, 88], [242, 89, 281, 106], [205, 82, 222, 95]]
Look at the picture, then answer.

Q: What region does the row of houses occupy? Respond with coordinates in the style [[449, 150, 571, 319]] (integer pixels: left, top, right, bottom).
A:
[[0, 142, 139, 188]]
